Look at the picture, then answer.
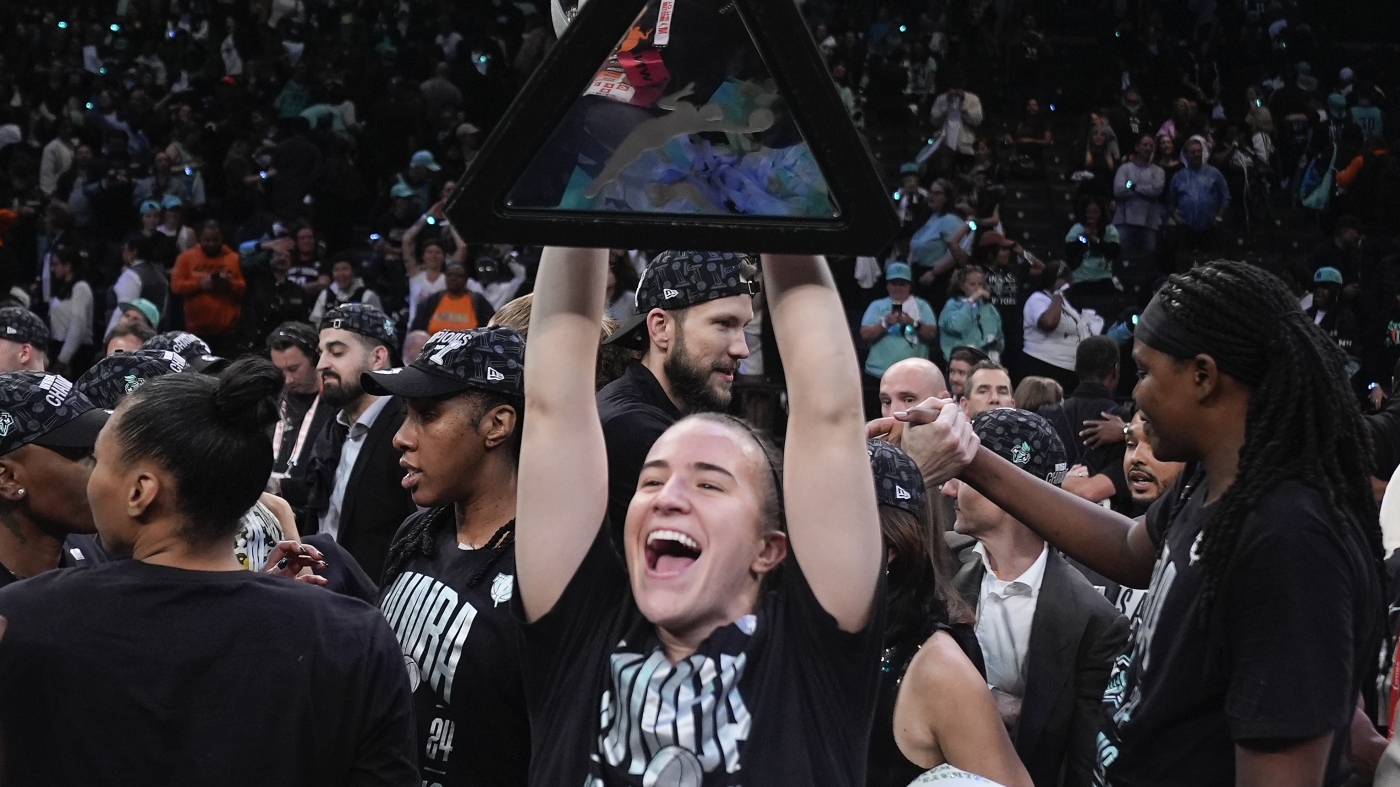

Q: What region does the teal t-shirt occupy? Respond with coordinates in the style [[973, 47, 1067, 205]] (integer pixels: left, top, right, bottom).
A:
[[910, 213, 965, 269], [861, 296, 939, 377], [1067, 223, 1120, 283]]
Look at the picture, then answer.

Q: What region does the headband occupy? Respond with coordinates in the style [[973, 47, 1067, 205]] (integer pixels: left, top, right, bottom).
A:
[[1136, 294, 1267, 386]]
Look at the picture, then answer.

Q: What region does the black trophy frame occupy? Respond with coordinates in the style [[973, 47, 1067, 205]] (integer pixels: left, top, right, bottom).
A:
[[446, 0, 899, 255]]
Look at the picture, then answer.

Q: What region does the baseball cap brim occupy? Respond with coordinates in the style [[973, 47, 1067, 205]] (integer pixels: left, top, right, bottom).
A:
[[32, 407, 110, 450], [603, 312, 649, 351], [362, 367, 475, 399], [188, 354, 228, 374]]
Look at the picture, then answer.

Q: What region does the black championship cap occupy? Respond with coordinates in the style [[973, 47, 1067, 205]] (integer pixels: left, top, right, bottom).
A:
[[972, 409, 1069, 486], [0, 307, 49, 347], [363, 327, 524, 399], [75, 349, 187, 409], [867, 438, 927, 519], [142, 331, 227, 373], [0, 372, 109, 457], [320, 303, 397, 349], [606, 251, 760, 351]]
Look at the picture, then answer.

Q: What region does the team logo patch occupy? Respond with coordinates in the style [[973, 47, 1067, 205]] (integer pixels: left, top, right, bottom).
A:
[[0, 411, 12, 437], [490, 572, 513, 607], [123, 374, 144, 394], [1010, 441, 1031, 466]]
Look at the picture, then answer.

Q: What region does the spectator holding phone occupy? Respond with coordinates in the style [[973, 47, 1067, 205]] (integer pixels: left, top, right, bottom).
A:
[[1113, 134, 1166, 254], [170, 221, 245, 358]]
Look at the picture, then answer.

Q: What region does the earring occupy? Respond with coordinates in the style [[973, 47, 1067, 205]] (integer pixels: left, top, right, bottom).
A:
[[15, 489, 24, 496]]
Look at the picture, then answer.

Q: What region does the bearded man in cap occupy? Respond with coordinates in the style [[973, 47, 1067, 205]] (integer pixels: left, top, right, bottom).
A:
[[596, 250, 759, 531], [280, 303, 415, 581]]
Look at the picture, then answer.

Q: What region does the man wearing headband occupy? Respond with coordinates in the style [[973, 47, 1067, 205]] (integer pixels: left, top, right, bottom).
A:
[[944, 409, 1126, 787], [901, 261, 1381, 785], [597, 250, 758, 531], [283, 304, 415, 581], [0, 307, 49, 373], [266, 322, 331, 486]]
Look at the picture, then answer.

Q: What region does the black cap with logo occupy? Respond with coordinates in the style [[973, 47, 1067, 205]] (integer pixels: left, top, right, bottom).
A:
[[142, 331, 227, 373], [971, 409, 1069, 486], [320, 303, 397, 350], [75, 349, 188, 409], [867, 438, 927, 518], [606, 251, 760, 351], [363, 327, 524, 399], [0, 372, 110, 457], [0, 307, 49, 347]]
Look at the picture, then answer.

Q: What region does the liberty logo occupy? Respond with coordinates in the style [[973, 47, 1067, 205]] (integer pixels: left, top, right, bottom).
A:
[[486, 367, 505, 383], [490, 573, 513, 607], [895, 485, 911, 500], [0, 412, 12, 437], [1011, 441, 1031, 465], [662, 288, 681, 300], [123, 374, 144, 394]]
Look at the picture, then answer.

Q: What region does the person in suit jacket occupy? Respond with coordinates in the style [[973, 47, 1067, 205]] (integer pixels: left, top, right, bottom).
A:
[[943, 409, 1129, 787], [281, 304, 416, 583]]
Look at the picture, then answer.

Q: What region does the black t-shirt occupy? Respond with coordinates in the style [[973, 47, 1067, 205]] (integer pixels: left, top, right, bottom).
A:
[[597, 363, 682, 533], [0, 534, 107, 589], [0, 559, 418, 786], [1095, 474, 1381, 786], [378, 509, 530, 787], [512, 524, 885, 787]]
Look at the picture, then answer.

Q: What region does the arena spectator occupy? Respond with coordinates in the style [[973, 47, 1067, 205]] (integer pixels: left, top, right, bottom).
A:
[[170, 222, 244, 357], [1165, 136, 1231, 267], [862, 262, 940, 394], [938, 266, 1002, 361], [961, 361, 1015, 417], [1020, 261, 1082, 393], [1112, 135, 1166, 253], [0, 307, 49, 373]]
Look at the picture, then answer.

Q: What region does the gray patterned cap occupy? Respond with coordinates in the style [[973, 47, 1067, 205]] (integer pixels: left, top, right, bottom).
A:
[[142, 331, 227, 373], [75, 350, 187, 409], [0, 307, 49, 347], [362, 327, 524, 399], [0, 372, 109, 457], [972, 409, 1068, 486], [320, 303, 397, 349], [606, 251, 760, 350], [867, 438, 927, 518]]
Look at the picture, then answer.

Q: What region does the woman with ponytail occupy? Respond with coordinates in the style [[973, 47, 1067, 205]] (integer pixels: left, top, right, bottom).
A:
[[0, 357, 417, 784], [365, 326, 529, 787], [898, 259, 1383, 786]]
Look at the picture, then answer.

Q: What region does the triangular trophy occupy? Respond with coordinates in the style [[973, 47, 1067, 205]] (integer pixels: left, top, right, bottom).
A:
[[447, 0, 898, 255]]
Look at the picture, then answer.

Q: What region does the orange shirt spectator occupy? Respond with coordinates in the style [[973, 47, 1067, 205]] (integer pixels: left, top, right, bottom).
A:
[[171, 222, 245, 337], [410, 262, 495, 335]]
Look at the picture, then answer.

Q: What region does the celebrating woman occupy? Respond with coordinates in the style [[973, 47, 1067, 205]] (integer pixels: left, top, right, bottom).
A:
[[512, 249, 964, 785]]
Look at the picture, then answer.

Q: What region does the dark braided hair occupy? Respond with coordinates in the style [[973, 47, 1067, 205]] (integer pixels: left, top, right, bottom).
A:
[[379, 389, 524, 588], [1149, 261, 1382, 623]]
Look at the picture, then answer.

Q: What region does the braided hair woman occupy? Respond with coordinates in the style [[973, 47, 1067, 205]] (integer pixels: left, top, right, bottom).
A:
[[895, 260, 1382, 786], [364, 326, 530, 787]]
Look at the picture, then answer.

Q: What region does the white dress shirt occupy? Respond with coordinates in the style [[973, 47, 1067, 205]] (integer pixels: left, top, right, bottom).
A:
[[320, 394, 392, 539], [973, 541, 1050, 698]]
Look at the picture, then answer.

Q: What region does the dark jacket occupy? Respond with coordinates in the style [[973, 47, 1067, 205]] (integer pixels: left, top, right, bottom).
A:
[[1038, 381, 1127, 477], [949, 533, 1130, 787], [597, 363, 683, 533], [283, 396, 416, 584], [1367, 396, 1400, 481]]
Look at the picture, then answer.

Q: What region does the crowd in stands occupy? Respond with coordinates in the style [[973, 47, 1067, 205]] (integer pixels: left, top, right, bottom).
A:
[[0, 0, 1399, 786]]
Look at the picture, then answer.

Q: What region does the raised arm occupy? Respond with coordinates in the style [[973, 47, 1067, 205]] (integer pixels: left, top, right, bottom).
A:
[[958, 442, 1157, 588], [763, 255, 882, 632], [516, 247, 610, 622]]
